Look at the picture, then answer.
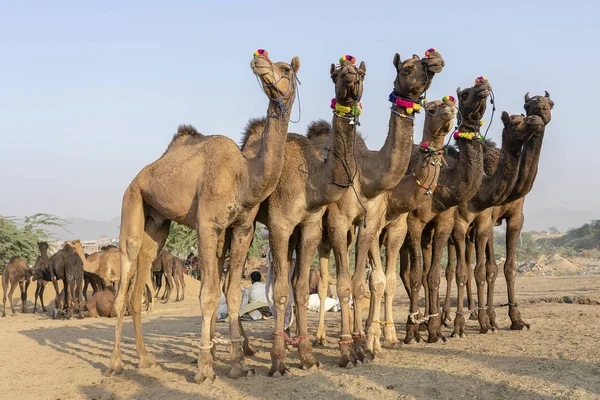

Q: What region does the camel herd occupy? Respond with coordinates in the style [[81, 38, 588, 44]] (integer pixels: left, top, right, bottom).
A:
[[2, 48, 553, 384], [2, 240, 186, 318]]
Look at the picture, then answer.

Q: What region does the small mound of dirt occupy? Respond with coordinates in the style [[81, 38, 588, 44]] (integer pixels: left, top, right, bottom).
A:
[[516, 254, 584, 276]]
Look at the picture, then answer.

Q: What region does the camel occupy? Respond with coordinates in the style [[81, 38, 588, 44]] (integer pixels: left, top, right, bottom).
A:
[[448, 108, 543, 336], [399, 77, 492, 344], [152, 249, 185, 302], [354, 96, 457, 354], [472, 92, 554, 331], [239, 55, 366, 375], [106, 50, 300, 383], [313, 49, 445, 367], [2, 256, 33, 317], [32, 241, 51, 313], [84, 287, 117, 318], [48, 240, 86, 318], [85, 246, 121, 291]]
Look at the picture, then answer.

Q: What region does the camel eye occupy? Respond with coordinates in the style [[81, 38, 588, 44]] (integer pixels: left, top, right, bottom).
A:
[[403, 67, 413, 74], [460, 92, 468, 99]]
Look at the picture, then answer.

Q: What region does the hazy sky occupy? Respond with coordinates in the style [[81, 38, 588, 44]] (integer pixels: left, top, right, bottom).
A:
[[1, 1, 598, 221]]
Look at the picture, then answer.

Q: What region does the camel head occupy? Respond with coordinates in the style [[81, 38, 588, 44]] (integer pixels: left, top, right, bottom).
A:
[[63, 239, 84, 255], [250, 49, 300, 105], [423, 96, 458, 138], [392, 48, 445, 101], [500, 112, 545, 150], [524, 91, 553, 125], [38, 241, 49, 254], [456, 77, 492, 131], [330, 55, 367, 107]]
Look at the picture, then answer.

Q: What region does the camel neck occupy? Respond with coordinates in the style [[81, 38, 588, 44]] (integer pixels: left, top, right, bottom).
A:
[[247, 98, 292, 204], [435, 137, 484, 209], [472, 133, 526, 209], [387, 126, 447, 216], [318, 113, 358, 203], [360, 107, 414, 197], [503, 130, 545, 203]]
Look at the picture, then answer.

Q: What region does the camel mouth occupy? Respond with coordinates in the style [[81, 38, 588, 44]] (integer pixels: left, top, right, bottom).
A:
[[525, 115, 544, 128]]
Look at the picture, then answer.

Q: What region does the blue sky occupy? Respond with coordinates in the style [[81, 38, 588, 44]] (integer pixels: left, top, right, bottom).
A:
[[1, 1, 597, 221]]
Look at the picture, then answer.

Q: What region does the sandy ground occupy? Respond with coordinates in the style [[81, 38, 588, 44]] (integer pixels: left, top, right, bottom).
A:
[[1, 274, 600, 400]]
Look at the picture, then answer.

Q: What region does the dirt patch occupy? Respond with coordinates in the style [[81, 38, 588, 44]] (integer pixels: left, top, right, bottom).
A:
[[515, 254, 600, 276], [1, 275, 600, 399]]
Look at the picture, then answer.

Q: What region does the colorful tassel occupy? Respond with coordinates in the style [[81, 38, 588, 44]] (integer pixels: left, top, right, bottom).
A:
[[339, 55, 357, 65]]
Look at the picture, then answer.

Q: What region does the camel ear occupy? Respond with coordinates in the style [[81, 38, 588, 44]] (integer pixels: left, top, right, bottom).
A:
[[393, 53, 402, 71], [291, 56, 300, 74], [524, 92, 530, 103], [501, 111, 510, 125], [358, 61, 366, 75], [545, 90, 550, 98], [456, 87, 462, 97], [412, 54, 420, 60], [330, 63, 337, 83]]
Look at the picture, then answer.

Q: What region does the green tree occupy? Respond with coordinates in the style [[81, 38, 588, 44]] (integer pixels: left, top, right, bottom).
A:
[[165, 222, 197, 258], [0, 213, 70, 271]]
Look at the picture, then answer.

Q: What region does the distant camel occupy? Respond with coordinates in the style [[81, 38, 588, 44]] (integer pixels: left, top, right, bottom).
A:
[[48, 240, 85, 318], [84, 287, 117, 318], [2, 257, 33, 317]]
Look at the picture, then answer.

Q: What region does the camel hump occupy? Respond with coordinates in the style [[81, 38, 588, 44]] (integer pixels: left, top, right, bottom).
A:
[[176, 124, 202, 138], [239, 117, 267, 147], [306, 119, 331, 139]]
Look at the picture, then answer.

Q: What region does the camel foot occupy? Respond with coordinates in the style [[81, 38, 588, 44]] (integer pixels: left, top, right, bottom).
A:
[[427, 331, 448, 343], [313, 336, 328, 347], [138, 357, 157, 369], [353, 336, 373, 363], [403, 321, 422, 344], [299, 358, 321, 370], [478, 310, 492, 334], [194, 362, 218, 384], [228, 364, 255, 379], [418, 322, 428, 332], [469, 310, 478, 321], [268, 360, 291, 377], [243, 343, 258, 357], [22, 308, 29, 314], [510, 319, 530, 330], [382, 339, 402, 349], [450, 314, 467, 338], [105, 358, 124, 377]]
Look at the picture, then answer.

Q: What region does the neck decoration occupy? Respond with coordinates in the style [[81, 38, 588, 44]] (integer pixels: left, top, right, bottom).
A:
[[454, 131, 483, 141], [331, 98, 362, 123], [419, 141, 446, 156], [389, 92, 422, 115]]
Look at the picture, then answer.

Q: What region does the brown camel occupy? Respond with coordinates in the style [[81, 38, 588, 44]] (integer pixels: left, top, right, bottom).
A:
[[357, 96, 457, 354], [472, 92, 554, 331], [241, 55, 366, 375], [399, 77, 492, 343], [48, 240, 86, 318], [2, 256, 33, 317], [314, 49, 445, 367], [85, 246, 121, 291], [32, 241, 51, 313], [449, 109, 543, 336], [152, 249, 185, 302], [106, 50, 300, 383], [84, 287, 117, 318]]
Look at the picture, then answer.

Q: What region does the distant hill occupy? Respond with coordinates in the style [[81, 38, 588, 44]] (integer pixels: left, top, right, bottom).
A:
[[45, 216, 120, 241], [523, 207, 597, 232]]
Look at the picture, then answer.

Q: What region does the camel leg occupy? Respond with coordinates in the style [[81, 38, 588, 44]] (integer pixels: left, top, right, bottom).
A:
[[75, 276, 84, 319], [50, 276, 60, 311], [351, 227, 373, 363], [451, 219, 470, 338], [404, 216, 425, 344], [268, 220, 294, 377], [427, 223, 452, 343], [34, 282, 41, 313], [421, 225, 433, 318], [314, 236, 330, 346], [179, 270, 185, 302], [224, 223, 256, 379], [474, 215, 493, 333], [40, 282, 47, 312], [466, 230, 477, 320], [399, 241, 410, 297], [20, 280, 30, 313], [67, 277, 75, 318], [365, 235, 385, 357], [330, 223, 356, 368], [1, 274, 7, 317], [504, 212, 530, 330], [164, 273, 175, 303], [441, 239, 456, 327], [6, 281, 18, 316], [381, 216, 406, 349], [485, 227, 499, 331], [292, 220, 321, 370]]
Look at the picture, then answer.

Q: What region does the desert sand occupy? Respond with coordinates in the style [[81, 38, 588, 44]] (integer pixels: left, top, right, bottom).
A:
[[1, 274, 599, 400]]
